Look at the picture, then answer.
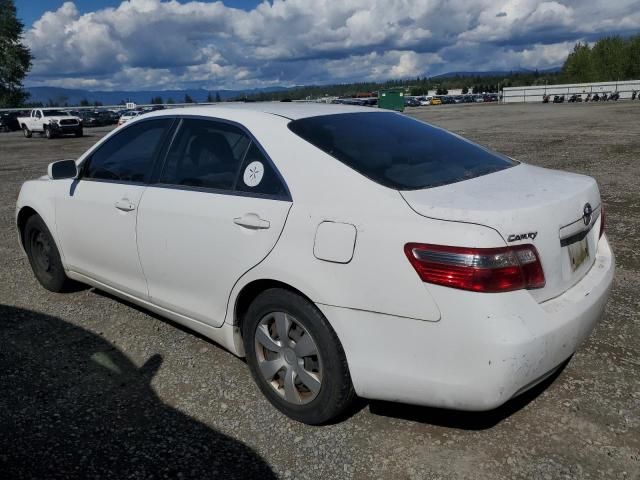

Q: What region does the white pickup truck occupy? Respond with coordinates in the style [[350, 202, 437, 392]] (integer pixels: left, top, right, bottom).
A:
[[17, 109, 83, 139]]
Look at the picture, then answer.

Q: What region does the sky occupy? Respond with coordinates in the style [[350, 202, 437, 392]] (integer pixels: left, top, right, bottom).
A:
[[15, 0, 640, 92]]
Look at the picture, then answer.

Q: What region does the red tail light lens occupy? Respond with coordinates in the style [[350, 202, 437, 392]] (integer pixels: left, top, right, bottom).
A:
[[404, 243, 545, 293], [599, 205, 605, 238]]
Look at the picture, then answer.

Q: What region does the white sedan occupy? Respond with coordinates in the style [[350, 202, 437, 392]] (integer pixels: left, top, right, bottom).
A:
[[16, 104, 614, 424], [117, 110, 141, 126]]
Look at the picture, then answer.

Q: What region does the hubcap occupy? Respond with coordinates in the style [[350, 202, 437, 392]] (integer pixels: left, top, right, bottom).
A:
[[31, 231, 52, 273], [254, 312, 322, 405]]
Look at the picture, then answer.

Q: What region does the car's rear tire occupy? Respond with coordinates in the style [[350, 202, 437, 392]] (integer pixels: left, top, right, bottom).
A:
[[23, 126, 32, 138], [242, 288, 356, 425], [23, 214, 72, 292], [75, 128, 83, 137]]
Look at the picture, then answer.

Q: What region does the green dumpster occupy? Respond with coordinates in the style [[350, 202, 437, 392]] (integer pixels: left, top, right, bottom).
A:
[[378, 88, 405, 112]]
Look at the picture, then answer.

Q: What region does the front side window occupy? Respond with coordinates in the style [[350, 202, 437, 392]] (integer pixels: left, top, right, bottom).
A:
[[83, 118, 172, 183], [159, 119, 250, 191], [288, 112, 516, 190]]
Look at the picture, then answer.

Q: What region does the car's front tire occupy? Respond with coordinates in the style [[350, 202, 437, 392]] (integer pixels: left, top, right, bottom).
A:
[[75, 128, 83, 137], [242, 288, 355, 425], [23, 214, 72, 292]]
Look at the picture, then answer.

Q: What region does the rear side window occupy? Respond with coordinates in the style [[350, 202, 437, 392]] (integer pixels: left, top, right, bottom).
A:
[[236, 142, 287, 196], [84, 119, 172, 183], [160, 118, 250, 191], [288, 112, 516, 190]]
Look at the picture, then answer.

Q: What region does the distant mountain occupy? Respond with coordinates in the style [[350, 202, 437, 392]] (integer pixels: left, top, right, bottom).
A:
[[25, 86, 294, 106], [25, 67, 564, 106], [431, 67, 561, 79]]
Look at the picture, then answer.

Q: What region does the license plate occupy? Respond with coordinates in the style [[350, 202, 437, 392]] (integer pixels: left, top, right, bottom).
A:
[[568, 237, 590, 272]]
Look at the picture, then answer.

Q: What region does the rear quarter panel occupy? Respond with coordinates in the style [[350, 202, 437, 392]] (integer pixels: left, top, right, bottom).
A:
[[224, 123, 508, 324]]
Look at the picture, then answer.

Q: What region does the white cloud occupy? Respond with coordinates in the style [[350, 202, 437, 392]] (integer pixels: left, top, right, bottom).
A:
[[23, 0, 640, 90]]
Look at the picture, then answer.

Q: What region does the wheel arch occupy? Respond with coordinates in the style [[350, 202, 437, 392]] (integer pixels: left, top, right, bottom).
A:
[[232, 278, 317, 333], [16, 206, 39, 249]]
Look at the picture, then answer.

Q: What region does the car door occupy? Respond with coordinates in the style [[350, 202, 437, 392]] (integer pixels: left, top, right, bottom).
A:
[[55, 118, 174, 298], [31, 110, 41, 131], [136, 117, 292, 327]]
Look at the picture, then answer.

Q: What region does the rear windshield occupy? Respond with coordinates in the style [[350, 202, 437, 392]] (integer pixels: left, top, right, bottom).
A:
[[288, 112, 516, 190]]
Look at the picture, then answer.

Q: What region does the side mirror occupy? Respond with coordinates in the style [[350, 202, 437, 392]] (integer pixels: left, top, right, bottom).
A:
[[48, 160, 78, 180]]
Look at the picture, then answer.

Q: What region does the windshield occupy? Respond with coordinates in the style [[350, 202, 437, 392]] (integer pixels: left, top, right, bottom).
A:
[[288, 112, 516, 190], [43, 110, 68, 117]]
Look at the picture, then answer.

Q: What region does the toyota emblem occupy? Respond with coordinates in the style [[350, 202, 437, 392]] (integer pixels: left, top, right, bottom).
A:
[[583, 203, 593, 226]]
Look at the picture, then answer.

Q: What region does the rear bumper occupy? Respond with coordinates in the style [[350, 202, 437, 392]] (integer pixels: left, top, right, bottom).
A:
[[319, 235, 615, 410]]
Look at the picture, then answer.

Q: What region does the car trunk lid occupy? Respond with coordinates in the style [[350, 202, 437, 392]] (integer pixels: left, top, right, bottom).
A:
[[400, 163, 602, 302]]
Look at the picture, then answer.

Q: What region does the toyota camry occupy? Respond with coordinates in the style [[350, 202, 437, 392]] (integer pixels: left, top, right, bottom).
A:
[[16, 103, 615, 424]]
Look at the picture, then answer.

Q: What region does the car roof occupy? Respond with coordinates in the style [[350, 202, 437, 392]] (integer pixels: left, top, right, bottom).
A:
[[144, 102, 381, 121]]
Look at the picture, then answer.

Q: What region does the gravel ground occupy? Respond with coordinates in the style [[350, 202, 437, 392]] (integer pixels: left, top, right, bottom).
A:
[[1, 102, 638, 479]]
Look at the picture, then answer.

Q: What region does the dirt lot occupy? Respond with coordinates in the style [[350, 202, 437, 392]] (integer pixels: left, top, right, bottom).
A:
[[1, 103, 638, 479]]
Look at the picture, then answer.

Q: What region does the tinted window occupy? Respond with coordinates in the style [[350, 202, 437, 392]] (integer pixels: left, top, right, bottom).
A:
[[84, 119, 172, 183], [160, 119, 250, 191], [288, 112, 516, 190], [236, 142, 287, 196], [43, 110, 68, 117]]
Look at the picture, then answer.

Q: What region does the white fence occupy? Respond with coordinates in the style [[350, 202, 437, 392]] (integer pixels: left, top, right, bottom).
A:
[[503, 79, 640, 103]]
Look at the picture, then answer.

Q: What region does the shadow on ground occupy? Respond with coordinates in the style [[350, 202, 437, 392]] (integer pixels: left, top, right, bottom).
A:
[[0, 304, 276, 480], [369, 358, 569, 430]]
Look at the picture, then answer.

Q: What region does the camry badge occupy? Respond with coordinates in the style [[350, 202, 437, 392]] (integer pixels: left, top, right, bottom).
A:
[[507, 232, 538, 242]]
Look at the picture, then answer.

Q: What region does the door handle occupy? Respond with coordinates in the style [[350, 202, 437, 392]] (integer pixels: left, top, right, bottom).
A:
[[233, 213, 270, 230], [114, 199, 136, 212]]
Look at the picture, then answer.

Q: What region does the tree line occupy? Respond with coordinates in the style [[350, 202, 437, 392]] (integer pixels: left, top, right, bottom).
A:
[[234, 34, 640, 101]]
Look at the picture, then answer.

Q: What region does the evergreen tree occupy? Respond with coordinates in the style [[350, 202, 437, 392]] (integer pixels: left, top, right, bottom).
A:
[[206, 91, 214, 102], [184, 94, 194, 103], [0, 0, 33, 107], [215, 91, 222, 102]]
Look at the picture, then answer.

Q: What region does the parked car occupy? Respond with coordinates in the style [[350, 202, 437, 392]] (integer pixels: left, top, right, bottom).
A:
[[404, 97, 421, 107], [17, 109, 82, 139], [76, 110, 109, 128], [483, 94, 499, 102], [453, 95, 465, 104], [96, 110, 120, 124], [418, 96, 433, 106], [16, 104, 614, 425], [0, 111, 20, 132], [430, 97, 442, 105], [118, 110, 142, 126]]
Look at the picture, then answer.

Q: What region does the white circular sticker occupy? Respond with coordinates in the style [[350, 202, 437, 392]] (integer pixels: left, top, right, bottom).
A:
[[243, 161, 264, 187]]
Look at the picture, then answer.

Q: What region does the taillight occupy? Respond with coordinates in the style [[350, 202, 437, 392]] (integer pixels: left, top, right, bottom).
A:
[[404, 243, 545, 293], [599, 205, 605, 238]]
